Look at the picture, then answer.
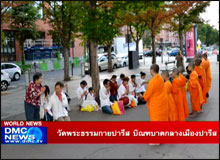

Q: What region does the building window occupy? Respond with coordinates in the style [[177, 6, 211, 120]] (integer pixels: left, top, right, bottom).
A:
[[1, 30, 16, 62]]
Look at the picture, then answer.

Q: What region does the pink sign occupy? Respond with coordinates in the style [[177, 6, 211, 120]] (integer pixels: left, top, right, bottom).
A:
[[186, 28, 195, 58]]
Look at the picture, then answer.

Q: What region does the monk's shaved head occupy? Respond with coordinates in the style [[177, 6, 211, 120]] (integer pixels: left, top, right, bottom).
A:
[[172, 68, 179, 75], [195, 54, 202, 59], [202, 53, 207, 59], [195, 58, 202, 66], [161, 71, 169, 78], [188, 62, 195, 71], [150, 64, 159, 74]]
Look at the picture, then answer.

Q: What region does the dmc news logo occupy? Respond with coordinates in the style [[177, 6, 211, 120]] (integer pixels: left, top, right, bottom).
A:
[[1, 127, 47, 144]]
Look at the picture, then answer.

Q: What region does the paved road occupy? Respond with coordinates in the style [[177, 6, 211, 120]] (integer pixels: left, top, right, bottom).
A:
[[1, 55, 219, 159]]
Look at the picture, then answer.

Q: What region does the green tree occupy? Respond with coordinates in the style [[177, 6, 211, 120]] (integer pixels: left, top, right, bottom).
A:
[[198, 23, 219, 46], [43, 1, 83, 81], [142, 3, 173, 64], [98, 1, 124, 72], [142, 30, 152, 48], [80, 1, 122, 102], [10, 1, 40, 65], [122, 1, 162, 54], [168, 1, 210, 53]]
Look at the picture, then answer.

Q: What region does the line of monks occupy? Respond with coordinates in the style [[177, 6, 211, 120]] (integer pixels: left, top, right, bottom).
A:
[[143, 53, 212, 121]]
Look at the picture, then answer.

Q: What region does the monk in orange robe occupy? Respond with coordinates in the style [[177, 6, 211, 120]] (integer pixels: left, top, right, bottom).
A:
[[161, 71, 177, 121], [201, 53, 212, 98], [187, 63, 204, 117], [143, 64, 168, 121], [178, 67, 189, 118], [195, 58, 207, 105], [171, 69, 185, 121]]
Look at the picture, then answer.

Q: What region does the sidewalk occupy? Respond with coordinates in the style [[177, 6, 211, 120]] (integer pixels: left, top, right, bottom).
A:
[[2, 55, 219, 121]]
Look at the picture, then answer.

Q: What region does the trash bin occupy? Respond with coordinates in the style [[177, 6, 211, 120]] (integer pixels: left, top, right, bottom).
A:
[[81, 62, 85, 77]]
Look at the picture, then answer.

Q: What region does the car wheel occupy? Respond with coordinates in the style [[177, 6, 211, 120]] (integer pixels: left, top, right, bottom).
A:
[[1, 81, 8, 91], [14, 72, 20, 81], [113, 64, 117, 69], [99, 66, 102, 72], [123, 62, 126, 67]]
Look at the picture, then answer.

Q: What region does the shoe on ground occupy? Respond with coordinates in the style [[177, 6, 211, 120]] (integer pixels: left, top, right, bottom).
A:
[[189, 112, 197, 118], [149, 143, 160, 146]]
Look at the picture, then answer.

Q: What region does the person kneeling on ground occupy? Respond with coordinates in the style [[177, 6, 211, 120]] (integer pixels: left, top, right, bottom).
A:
[[99, 79, 113, 114], [76, 80, 88, 110], [46, 81, 70, 121], [110, 75, 119, 102], [81, 87, 99, 111]]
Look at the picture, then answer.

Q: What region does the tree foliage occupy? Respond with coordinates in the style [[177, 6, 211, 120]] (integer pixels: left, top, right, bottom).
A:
[[197, 23, 219, 46], [43, 1, 84, 81], [9, 1, 40, 64], [167, 1, 210, 52]]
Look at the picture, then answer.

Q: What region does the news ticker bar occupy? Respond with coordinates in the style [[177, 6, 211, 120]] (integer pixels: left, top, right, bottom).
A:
[[1, 121, 219, 144]]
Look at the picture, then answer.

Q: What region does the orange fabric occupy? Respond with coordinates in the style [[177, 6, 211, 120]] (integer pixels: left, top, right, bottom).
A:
[[164, 81, 177, 121], [188, 71, 204, 112], [143, 74, 168, 121], [201, 58, 212, 92], [195, 65, 207, 103], [178, 74, 189, 118], [172, 78, 185, 121]]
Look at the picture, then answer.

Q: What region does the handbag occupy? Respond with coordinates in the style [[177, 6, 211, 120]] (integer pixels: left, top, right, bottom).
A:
[[118, 101, 125, 115], [111, 101, 121, 115], [130, 99, 136, 108]]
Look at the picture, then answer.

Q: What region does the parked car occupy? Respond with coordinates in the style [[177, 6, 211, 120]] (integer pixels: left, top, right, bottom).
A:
[[116, 53, 128, 67], [143, 50, 161, 57], [1, 63, 21, 81], [1, 70, 11, 91], [85, 54, 119, 73], [169, 48, 186, 56]]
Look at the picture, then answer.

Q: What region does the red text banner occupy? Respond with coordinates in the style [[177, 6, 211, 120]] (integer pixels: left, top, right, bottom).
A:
[[1, 121, 219, 144]]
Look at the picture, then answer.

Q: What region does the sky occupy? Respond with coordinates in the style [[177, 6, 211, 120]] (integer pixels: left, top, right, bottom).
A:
[[200, 1, 219, 30]]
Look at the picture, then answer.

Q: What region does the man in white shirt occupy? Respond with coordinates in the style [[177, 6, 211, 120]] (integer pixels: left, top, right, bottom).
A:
[[76, 80, 88, 110], [117, 74, 125, 86], [46, 82, 70, 121], [99, 79, 113, 114]]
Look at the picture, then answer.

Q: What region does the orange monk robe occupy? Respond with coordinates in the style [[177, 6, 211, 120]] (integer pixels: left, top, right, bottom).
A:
[[164, 81, 178, 121], [143, 74, 168, 121], [171, 78, 185, 121], [201, 58, 212, 92], [188, 71, 204, 112], [178, 74, 190, 118], [195, 65, 207, 103]]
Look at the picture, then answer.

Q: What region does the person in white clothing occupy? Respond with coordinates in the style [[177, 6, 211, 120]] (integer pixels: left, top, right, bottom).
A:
[[128, 75, 137, 96], [117, 74, 125, 86], [46, 82, 70, 121], [135, 72, 147, 104], [76, 80, 88, 110], [40, 85, 53, 121], [99, 79, 113, 114], [81, 87, 99, 111]]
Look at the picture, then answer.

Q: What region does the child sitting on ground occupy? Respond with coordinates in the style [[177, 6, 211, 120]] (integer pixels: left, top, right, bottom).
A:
[[81, 87, 99, 111]]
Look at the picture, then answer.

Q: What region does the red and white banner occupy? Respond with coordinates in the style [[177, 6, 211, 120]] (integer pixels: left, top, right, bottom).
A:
[[1, 121, 219, 144], [186, 28, 195, 58]]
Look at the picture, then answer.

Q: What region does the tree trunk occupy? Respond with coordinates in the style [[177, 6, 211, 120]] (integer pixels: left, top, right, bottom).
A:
[[63, 45, 70, 81], [90, 41, 100, 104], [136, 38, 139, 54], [152, 35, 156, 64], [179, 16, 183, 54], [107, 43, 113, 72], [21, 45, 25, 65]]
